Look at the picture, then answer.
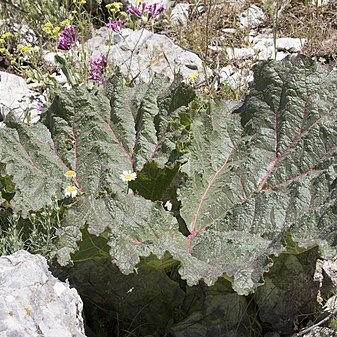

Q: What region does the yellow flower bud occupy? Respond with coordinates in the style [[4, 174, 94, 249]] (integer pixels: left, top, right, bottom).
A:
[[1, 32, 13, 39], [61, 19, 71, 26]]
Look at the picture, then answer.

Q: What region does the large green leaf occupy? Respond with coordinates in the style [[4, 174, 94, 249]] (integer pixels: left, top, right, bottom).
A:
[[47, 76, 193, 267], [0, 120, 68, 216], [176, 56, 337, 294], [45, 75, 194, 194], [56, 193, 184, 272]]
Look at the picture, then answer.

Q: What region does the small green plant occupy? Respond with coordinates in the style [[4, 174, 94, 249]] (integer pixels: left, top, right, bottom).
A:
[[0, 200, 63, 260]]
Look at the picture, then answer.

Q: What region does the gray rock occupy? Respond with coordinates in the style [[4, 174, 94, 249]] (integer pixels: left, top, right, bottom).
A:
[[170, 3, 190, 26], [218, 66, 253, 92], [208, 44, 223, 53], [311, 0, 329, 6], [251, 35, 305, 60], [251, 36, 274, 60], [275, 51, 289, 61], [303, 327, 335, 337], [85, 27, 211, 84], [0, 21, 37, 44], [226, 47, 255, 60], [239, 5, 266, 29], [221, 28, 236, 34], [0, 250, 86, 337], [0, 72, 45, 124], [276, 37, 306, 52]]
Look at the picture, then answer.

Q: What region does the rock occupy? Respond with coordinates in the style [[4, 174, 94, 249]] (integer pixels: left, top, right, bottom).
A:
[[0, 21, 37, 44], [239, 5, 266, 29], [221, 28, 236, 34], [85, 27, 212, 85], [208, 44, 223, 52], [170, 3, 190, 26], [322, 259, 337, 289], [219, 65, 234, 79], [0, 72, 45, 124], [314, 258, 337, 298], [218, 66, 253, 92], [251, 35, 305, 60], [43, 51, 59, 65], [303, 327, 335, 337], [226, 47, 255, 60], [252, 37, 274, 60], [0, 250, 86, 337], [275, 51, 289, 61], [311, 0, 329, 6], [276, 37, 306, 52]]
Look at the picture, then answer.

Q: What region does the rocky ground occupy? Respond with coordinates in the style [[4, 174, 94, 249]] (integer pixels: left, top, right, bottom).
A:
[[1, 0, 337, 122]]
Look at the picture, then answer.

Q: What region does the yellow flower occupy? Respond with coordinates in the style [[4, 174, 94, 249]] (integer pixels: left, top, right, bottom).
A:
[[120, 170, 137, 182], [0, 38, 5, 45], [1, 32, 13, 39], [17, 43, 31, 54], [42, 22, 53, 35], [64, 185, 78, 198], [106, 1, 123, 13], [52, 26, 61, 38], [73, 0, 86, 5], [187, 71, 199, 83], [64, 170, 77, 178], [61, 19, 71, 26]]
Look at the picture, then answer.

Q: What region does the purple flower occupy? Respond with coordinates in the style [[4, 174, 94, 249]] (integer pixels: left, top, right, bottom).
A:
[[126, 6, 142, 17], [147, 3, 165, 19], [36, 102, 44, 115], [57, 26, 76, 50], [106, 19, 124, 33], [88, 55, 107, 86], [127, 2, 165, 20]]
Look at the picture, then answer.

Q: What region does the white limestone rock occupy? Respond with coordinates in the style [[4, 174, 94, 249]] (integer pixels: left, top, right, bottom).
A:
[[311, 0, 329, 6], [208, 44, 223, 53], [275, 51, 289, 61], [85, 27, 212, 85], [251, 35, 305, 60], [0, 250, 86, 337], [221, 28, 236, 34], [218, 66, 253, 92], [303, 327, 335, 337], [0, 72, 45, 124], [239, 5, 266, 29], [170, 3, 190, 26], [276, 37, 306, 52], [226, 47, 255, 60]]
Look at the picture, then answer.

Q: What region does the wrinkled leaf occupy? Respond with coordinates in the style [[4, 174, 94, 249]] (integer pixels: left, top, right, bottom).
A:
[[0, 119, 68, 216], [176, 56, 337, 294]]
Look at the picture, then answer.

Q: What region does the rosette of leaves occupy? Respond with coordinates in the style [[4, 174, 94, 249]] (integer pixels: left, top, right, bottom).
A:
[[1, 56, 337, 295], [43, 74, 196, 270]]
